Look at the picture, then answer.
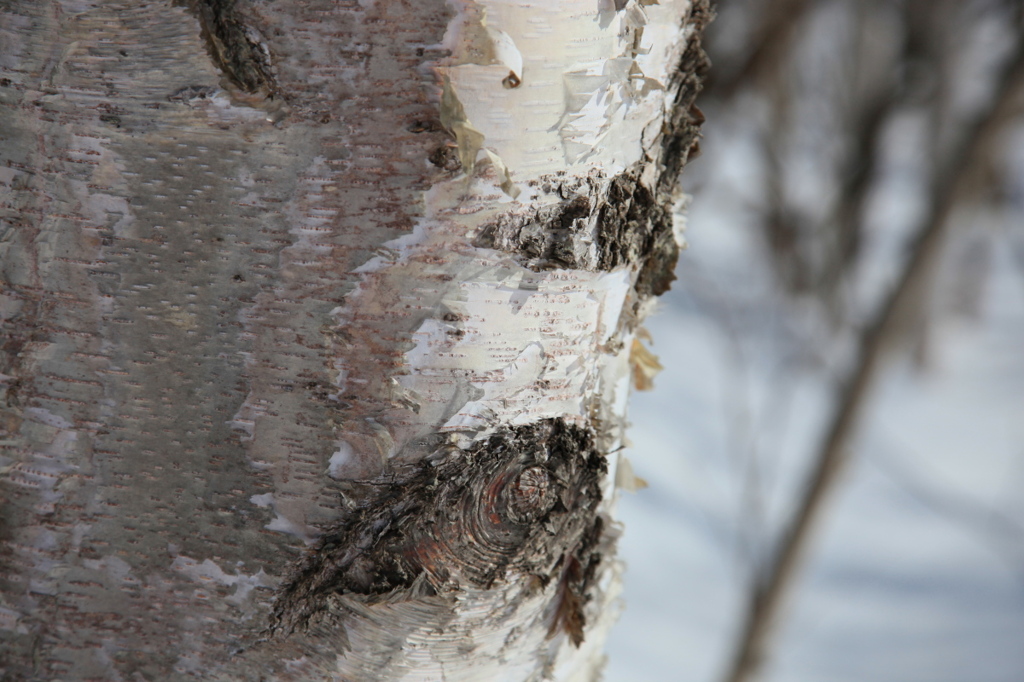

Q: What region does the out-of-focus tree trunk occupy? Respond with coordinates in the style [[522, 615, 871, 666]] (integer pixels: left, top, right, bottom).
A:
[[698, 2, 1024, 681], [0, 1, 708, 679]]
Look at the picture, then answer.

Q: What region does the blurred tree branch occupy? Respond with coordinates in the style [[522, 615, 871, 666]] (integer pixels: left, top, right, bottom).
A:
[[708, 0, 814, 98], [719, 8, 1024, 682]]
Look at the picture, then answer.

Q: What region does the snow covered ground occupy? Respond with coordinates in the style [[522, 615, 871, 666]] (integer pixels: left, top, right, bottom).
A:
[[605, 197, 1024, 681]]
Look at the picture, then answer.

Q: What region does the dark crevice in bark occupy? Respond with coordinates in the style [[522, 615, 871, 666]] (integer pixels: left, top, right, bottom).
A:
[[269, 418, 606, 639], [184, 0, 277, 98], [1, 294, 51, 410], [473, 0, 710, 299]]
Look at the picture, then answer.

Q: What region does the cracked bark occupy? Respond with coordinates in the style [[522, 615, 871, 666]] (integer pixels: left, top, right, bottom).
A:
[[0, 1, 708, 679]]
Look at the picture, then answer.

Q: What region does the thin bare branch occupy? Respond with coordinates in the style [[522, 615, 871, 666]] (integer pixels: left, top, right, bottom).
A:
[[822, 0, 933, 305]]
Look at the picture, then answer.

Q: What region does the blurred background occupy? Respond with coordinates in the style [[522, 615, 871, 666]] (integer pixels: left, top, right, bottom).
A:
[[606, 1, 1024, 680]]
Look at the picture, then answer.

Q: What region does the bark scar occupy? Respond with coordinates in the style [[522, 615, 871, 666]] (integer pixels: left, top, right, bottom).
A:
[[184, 0, 278, 99], [267, 419, 606, 639]]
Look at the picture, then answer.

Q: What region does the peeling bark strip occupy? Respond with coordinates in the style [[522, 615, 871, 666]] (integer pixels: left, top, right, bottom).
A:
[[269, 419, 606, 638], [472, 0, 711, 299], [185, 0, 276, 96]]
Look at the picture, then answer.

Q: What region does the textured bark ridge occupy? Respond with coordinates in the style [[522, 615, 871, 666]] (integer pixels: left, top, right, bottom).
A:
[[270, 419, 606, 641], [472, 0, 711, 300]]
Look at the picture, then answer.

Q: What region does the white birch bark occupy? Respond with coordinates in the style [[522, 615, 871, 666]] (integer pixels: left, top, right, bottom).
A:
[[0, 0, 708, 679]]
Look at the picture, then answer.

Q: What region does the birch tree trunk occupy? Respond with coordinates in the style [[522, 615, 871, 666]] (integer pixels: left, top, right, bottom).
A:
[[0, 1, 708, 679]]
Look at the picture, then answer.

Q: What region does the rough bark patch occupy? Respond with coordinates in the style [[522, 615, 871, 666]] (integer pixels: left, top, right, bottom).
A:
[[185, 0, 277, 97], [268, 419, 606, 638], [657, 0, 713, 197], [473, 166, 682, 298], [595, 170, 678, 298], [473, 189, 595, 271]]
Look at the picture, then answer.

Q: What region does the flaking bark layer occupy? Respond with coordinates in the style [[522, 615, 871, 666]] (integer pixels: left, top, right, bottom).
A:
[[270, 418, 606, 639], [472, 0, 710, 299]]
